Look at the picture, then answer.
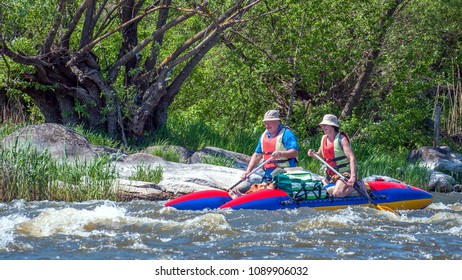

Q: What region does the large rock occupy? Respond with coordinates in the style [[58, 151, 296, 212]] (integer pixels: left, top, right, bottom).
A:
[[408, 146, 462, 173], [428, 171, 456, 192], [113, 152, 262, 199], [407, 146, 462, 191], [1, 123, 118, 162]]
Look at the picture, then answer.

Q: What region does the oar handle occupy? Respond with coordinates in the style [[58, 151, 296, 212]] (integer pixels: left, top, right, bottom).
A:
[[229, 156, 274, 191], [312, 153, 346, 180]]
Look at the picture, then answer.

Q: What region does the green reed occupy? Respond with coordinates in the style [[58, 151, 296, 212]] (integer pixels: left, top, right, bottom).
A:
[[129, 164, 163, 183], [145, 140, 182, 163], [352, 144, 431, 189], [201, 155, 236, 168], [71, 124, 122, 149], [0, 144, 118, 202], [136, 118, 257, 155]]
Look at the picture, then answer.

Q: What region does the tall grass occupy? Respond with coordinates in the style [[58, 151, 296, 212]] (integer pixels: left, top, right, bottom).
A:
[[134, 117, 258, 155], [71, 124, 121, 149], [352, 143, 431, 188], [145, 140, 182, 162], [0, 121, 28, 139], [201, 155, 236, 168], [443, 64, 462, 137], [129, 164, 163, 183], [0, 143, 118, 202], [432, 63, 462, 153]]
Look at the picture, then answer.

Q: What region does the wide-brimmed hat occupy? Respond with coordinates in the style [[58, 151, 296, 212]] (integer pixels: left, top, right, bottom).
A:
[[263, 110, 280, 121], [319, 114, 339, 127]]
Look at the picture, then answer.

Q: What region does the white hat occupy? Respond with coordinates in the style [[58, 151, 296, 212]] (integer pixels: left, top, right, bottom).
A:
[[319, 114, 339, 127], [263, 110, 280, 121]]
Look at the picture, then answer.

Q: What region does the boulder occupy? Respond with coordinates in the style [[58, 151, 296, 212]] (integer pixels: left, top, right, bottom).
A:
[[407, 146, 462, 192], [1, 123, 119, 162], [407, 146, 462, 173], [428, 171, 456, 192], [113, 152, 260, 199]]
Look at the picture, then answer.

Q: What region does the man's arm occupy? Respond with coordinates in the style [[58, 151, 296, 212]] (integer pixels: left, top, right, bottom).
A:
[[241, 152, 263, 180]]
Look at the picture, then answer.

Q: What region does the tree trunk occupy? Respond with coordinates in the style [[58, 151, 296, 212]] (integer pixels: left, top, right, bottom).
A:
[[340, 49, 379, 119], [340, 0, 403, 120], [27, 90, 62, 123], [1, 0, 265, 140]]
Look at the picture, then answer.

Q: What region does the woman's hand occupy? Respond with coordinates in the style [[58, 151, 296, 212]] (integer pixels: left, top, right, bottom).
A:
[[307, 149, 316, 157], [347, 177, 356, 188]]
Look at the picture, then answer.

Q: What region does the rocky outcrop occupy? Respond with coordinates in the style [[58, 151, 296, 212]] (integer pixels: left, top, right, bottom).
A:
[[113, 152, 259, 200], [407, 146, 462, 192]]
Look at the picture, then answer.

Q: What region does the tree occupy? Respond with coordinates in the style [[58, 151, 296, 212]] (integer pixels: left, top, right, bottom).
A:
[[340, 0, 405, 119], [0, 0, 267, 143]]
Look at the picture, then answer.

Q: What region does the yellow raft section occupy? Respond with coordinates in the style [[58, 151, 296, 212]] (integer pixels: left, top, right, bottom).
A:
[[311, 198, 433, 211]]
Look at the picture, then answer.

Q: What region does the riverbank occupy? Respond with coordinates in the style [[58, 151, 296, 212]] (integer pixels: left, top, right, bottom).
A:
[[1, 123, 461, 202]]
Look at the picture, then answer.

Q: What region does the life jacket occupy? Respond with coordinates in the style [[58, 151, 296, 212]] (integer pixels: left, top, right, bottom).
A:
[[321, 132, 350, 175], [261, 127, 291, 169]]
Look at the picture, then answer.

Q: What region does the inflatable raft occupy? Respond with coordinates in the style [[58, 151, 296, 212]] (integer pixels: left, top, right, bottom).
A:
[[165, 174, 433, 211]]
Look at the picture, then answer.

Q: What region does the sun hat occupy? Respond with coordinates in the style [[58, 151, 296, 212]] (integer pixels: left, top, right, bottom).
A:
[[263, 110, 280, 121], [319, 114, 339, 127]]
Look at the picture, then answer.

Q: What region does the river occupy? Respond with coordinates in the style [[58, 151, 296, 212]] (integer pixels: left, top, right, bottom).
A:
[[1, 193, 461, 260]]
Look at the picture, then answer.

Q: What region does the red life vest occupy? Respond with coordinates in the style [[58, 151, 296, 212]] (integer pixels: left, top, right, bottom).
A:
[[261, 128, 289, 170], [321, 132, 350, 175]]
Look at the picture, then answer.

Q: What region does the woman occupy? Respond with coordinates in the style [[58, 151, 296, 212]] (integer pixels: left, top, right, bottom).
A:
[[307, 114, 357, 197]]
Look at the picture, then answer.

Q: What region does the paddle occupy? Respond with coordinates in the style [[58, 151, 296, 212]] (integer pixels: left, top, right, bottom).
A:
[[228, 156, 274, 191], [312, 153, 401, 216]]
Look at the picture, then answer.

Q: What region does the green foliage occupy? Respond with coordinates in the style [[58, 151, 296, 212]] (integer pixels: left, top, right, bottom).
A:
[[137, 116, 258, 155], [147, 147, 181, 163], [171, 44, 273, 139], [71, 124, 121, 149], [129, 164, 163, 183], [201, 155, 236, 168]]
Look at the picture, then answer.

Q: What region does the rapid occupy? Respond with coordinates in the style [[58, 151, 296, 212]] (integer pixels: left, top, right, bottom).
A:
[[1, 193, 462, 260]]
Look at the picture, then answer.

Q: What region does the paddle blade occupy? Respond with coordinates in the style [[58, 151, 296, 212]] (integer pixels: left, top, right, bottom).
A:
[[165, 190, 231, 210], [376, 204, 401, 216]]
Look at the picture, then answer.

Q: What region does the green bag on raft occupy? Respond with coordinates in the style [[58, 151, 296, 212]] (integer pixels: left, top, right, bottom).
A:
[[273, 172, 327, 200]]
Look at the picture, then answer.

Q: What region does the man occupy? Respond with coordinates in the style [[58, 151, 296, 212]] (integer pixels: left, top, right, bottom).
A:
[[307, 114, 357, 197], [231, 109, 299, 197]]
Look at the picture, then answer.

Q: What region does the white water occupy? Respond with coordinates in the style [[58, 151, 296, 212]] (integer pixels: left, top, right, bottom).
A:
[[1, 193, 462, 260]]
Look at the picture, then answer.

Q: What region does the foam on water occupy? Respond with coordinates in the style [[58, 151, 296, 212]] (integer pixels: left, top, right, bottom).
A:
[[2, 195, 462, 259], [0, 214, 29, 249], [15, 202, 129, 237]]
